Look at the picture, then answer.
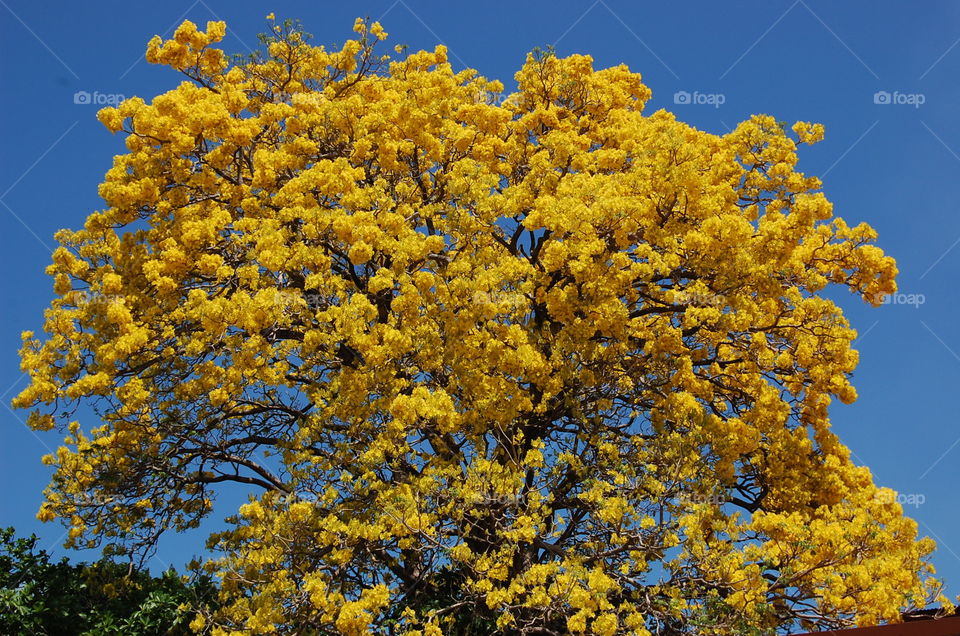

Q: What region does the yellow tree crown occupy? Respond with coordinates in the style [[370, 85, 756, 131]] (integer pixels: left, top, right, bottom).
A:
[[14, 17, 948, 635]]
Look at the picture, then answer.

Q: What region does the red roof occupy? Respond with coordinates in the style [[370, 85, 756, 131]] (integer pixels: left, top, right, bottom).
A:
[[797, 613, 960, 635]]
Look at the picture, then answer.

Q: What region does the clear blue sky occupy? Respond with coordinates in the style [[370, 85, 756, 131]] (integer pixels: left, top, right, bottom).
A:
[[2, 0, 959, 602]]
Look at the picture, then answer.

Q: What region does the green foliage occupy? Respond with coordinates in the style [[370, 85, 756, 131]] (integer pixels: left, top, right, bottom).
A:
[[0, 527, 217, 635]]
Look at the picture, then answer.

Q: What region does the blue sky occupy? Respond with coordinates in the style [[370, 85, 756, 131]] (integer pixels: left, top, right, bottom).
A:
[[2, 0, 959, 602]]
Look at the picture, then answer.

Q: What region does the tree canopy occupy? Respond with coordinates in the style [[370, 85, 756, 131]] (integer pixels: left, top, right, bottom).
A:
[[13, 16, 950, 635], [0, 527, 216, 635]]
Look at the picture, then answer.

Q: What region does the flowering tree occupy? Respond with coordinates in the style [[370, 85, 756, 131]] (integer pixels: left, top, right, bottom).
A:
[[14, 17, 950, 635]]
